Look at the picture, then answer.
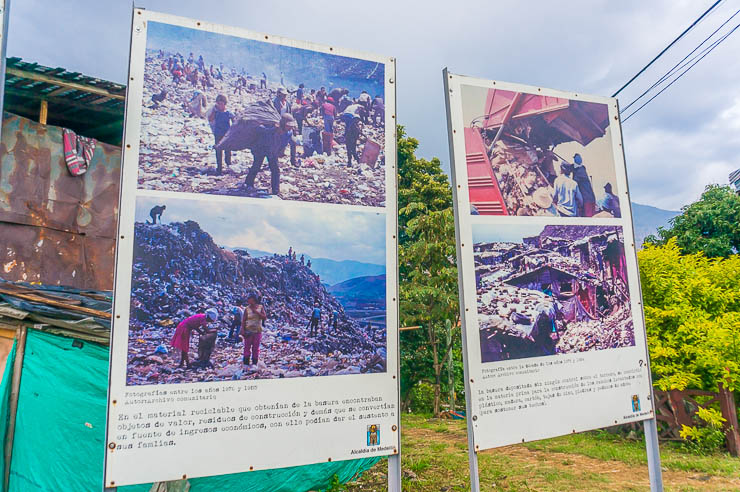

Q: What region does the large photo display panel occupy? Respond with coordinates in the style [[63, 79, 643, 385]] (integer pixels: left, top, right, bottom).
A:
[[445, 72, 655, 451], [105, 10, 399, 487]]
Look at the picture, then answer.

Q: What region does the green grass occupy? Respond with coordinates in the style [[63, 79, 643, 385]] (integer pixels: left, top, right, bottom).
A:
[[340, 414, 740, 492]]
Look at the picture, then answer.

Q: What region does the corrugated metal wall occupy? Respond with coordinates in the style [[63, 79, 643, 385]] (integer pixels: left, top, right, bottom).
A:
[[0, 113, 121, 290]]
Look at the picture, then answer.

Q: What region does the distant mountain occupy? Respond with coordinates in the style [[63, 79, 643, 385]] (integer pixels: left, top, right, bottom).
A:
[[328, 275, 386, 304], [310, 259, 385, 286], [230, 248, 384, 285], [630, 202, 680, 248]]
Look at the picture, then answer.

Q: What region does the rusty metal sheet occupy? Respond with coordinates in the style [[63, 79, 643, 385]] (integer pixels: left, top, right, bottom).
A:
[[0, 222, 115, 290], [0, 112, 120, 290], [0, 113, 121, 238]]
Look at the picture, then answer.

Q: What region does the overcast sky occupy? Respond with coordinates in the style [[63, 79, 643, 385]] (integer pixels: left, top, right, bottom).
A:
[[9, 0, 740, 210], [135, 196, 386, 264]]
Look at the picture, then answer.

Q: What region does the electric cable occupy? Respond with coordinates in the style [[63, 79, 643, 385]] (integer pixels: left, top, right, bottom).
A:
[[612, 0, 723, 97]]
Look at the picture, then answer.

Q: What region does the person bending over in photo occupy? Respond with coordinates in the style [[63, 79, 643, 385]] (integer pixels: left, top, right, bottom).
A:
[[358, 90, 372, 123], [241, 294, 266, 366], [171, 308, 217, 369], [228, 304, 244, 342], [150, 89, 167, 109], [148, 205, 166, 224]]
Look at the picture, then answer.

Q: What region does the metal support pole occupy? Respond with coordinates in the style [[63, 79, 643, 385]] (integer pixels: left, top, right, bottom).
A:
[[387, 453, 401, 492], [3, 325, 28, 491], [387, 53, 402, 492], [644, 417, 664, 492], [443, 68, 481, 492], [616, 98, 663, 492]]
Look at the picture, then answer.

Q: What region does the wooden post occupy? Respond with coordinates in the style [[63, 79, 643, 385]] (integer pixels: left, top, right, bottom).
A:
[[39, 99, 48, 125], [718, 381, 740, 457], [3, 325, 28, 491]]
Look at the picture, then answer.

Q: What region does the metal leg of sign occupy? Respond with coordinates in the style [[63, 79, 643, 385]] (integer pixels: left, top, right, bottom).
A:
[[614, 99, 664, 492], [388, 453, 401, 492], [644, 416, 664, 492], [442, 67, 481, 492], [467, 434, 481, 491]]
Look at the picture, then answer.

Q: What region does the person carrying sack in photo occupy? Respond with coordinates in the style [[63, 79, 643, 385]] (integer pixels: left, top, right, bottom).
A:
[[241, 294, 266, 366]]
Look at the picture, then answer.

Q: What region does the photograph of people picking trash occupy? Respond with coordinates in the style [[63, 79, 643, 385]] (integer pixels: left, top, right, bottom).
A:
[[126, 196, 387, 385], [137, 22, 387, 207], [460, 85, 621, 217], [473, 224, 635, 362]]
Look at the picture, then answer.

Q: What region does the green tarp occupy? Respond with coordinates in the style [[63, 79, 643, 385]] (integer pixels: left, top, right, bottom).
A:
[[0, 340, 17, 490], [3, 330, 379, 491]]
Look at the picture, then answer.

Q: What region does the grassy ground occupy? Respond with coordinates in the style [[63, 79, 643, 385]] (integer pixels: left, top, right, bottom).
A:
[[337, 414, 740, 491]]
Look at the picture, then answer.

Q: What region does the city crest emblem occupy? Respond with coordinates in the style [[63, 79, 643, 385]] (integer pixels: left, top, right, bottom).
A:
[[367, 424, 380, 446]]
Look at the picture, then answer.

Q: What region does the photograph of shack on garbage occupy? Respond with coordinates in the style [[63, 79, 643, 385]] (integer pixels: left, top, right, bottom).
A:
[[125, 196, 387, 385], [473, 224, 634, 362], [460, 84, 621, 217], [136, 21, 387, 207]]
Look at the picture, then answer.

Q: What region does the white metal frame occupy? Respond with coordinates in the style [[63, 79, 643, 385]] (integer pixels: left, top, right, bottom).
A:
[[443, 68, 663, 491], [104, 8, 400, 489]]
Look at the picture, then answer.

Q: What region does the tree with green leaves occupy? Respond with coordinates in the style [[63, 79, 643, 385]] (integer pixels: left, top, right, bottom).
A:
[[397, 126, 462, 415], [638, 239, 740, 392], [397, 126, 452, 245], [400, 208, 460, 415], [644, 185, 740, 258]]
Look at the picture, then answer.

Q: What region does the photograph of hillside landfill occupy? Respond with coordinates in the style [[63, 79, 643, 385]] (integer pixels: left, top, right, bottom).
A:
[[125, 196, 387, 385], [473, 224, 634, 362], [461, 84, 621, 217], [137, 21, 387, 206]]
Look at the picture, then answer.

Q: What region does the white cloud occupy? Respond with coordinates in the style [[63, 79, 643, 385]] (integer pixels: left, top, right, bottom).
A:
[[9, 0, 740, 210]]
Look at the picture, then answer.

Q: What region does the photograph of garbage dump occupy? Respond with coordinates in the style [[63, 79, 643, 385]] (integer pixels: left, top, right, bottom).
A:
[[136, 21, 387, 206], [460, 84, 621, 217], [473, 224, 634, 362], [125, 196, 387, 385]]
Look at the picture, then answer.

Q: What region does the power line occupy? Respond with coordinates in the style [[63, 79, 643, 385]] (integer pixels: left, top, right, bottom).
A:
[[612, 0, 723, 97], [621, 20, 740, 122], [620, 7, 740, 113]]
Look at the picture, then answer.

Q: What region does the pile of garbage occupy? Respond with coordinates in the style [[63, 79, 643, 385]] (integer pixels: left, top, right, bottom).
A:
[[126, 221, 385, 385], [477, 283, 554, 339], [489, 140, 553, 216], [473, 225, 634, 360], [556, 304, 634, 353], [137, 50, 386, 207]]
